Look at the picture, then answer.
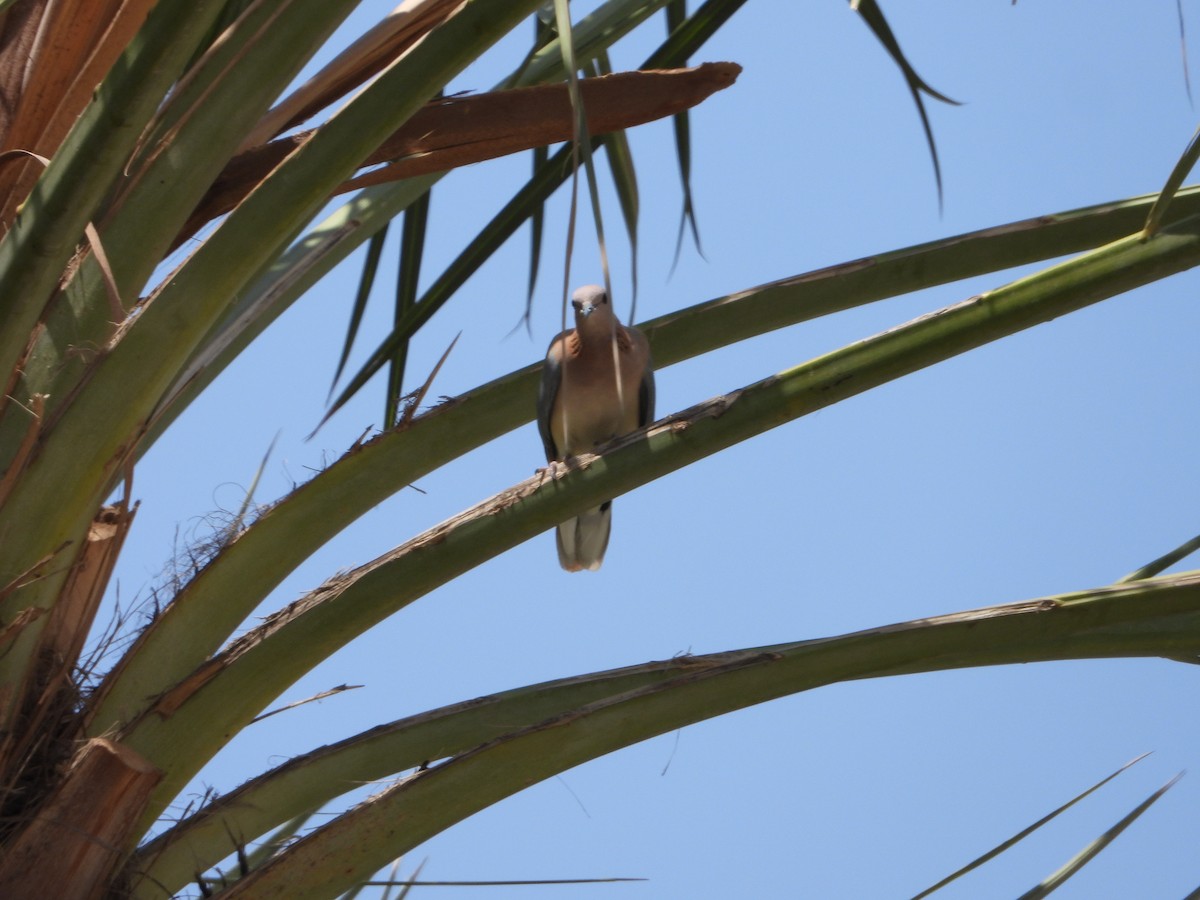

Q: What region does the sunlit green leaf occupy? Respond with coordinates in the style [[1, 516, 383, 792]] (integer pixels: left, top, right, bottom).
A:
[[853, 0, 960, 210], [1016, 774, 1183, 899], [385, 187, 432, 427], [911, 754, 1152, 899], [332, 224, 389, 393], [1118, 532, 1200, 583], [1145, 124, 1200, 236], [595, 51, 640, 317]]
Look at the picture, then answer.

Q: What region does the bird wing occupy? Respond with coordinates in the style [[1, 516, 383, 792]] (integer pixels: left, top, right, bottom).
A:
[[537, 333, 566, 461], [638, 353, 655, 429], [627, 325, 655, 429]]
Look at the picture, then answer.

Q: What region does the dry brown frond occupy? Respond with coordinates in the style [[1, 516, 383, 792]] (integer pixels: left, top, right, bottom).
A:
[[179, 63, 741, 245]]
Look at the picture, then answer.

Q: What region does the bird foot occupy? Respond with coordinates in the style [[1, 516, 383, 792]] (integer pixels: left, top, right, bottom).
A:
[[535, 458, 571, 486]]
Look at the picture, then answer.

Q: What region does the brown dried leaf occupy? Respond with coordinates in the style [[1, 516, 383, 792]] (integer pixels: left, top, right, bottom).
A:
[[0, 0, 150, 229], [0, 737, 161, 899], [47, 502, 136, 672], [181, 63, 741, 244]]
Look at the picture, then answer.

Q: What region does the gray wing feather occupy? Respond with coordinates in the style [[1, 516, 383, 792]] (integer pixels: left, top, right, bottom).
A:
[[638, 359, 655, 428], [537, 343, 562, 462]]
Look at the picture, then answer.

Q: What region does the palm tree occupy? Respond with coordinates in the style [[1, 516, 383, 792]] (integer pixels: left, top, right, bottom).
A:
[[0, 1, 1197, 897]]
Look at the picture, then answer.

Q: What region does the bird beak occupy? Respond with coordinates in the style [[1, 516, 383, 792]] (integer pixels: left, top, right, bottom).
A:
[[573, 300, 595, 318]]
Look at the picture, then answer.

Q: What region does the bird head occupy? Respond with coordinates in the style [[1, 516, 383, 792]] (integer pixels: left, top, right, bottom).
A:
[[571, 284, 613, 327]]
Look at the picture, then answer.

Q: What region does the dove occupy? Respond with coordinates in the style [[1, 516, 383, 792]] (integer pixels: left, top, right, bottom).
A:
[[537, 285, 655, 572]]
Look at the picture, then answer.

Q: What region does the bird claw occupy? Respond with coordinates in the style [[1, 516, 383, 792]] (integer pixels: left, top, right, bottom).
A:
[[535, 459, 570, 485]]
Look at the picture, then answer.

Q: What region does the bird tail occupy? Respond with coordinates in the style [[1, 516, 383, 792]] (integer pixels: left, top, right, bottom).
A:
[[555, 501, 612, 572]]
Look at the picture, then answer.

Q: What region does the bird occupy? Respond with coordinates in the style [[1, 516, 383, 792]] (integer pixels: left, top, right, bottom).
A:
[[537, 284, 655, 572]]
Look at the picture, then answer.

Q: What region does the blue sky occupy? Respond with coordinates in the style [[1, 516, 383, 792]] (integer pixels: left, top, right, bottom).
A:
[[112, 3, 1200, 897]]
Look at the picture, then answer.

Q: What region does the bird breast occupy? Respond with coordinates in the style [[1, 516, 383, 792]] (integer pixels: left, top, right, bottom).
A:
[[553, 340, 643, 457]]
